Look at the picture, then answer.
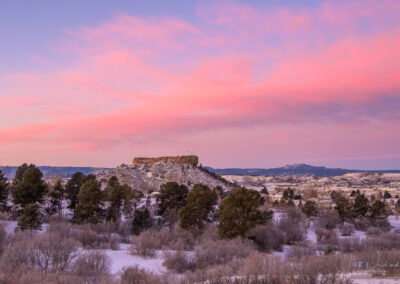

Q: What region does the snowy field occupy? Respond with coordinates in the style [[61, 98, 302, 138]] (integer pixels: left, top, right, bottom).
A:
[[2, 215, 400, 280], [104, 244, 166, 275]]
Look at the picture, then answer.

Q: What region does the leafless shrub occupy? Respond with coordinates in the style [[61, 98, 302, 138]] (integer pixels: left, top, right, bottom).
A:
[[131, 226, 195, 257], [277, 210, 307, 244], [193, 238, 256, 269], [249, 225, 287, 252], [77, 227, 109, 248], [0, 223, 11, 255], [315, 229, 338, 246], [316, 210, 340, 230], [1, 230, 78, 274], [72, 251, 111, 283], [287, 245, 316, 259], [118, 221, 132, 243], [376, 218, 392, 232], [339, 223, 355, 236], [0, 212, 11, 221], [47, 222, 120, 250], [366, 227, 383, 236], [130, 230, 161, 257], [297, 254, 354, 284], [338, 237, 365, 253], [0, 231, 36, 273], [163, 250, 194, 273], [121, 265, 163, 284], [354, 216, 371, 231], [366, 232, 400, 250], [44, 214, 70, 224], [32, 232, 79, 272], [241, 254, 289, 282], [355, 249, 400, 276]]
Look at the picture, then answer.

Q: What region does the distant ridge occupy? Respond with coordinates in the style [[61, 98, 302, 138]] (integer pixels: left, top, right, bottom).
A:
[[1, 163, 400, 179], [206, 163, 400, 177], [0, 166, 110, 179]]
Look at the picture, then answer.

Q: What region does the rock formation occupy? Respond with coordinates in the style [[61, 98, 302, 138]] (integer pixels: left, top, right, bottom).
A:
[[96, 155, 231, 193], [133, 155, 198, 166]]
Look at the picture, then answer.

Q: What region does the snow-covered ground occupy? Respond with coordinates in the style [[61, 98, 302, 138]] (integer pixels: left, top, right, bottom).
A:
[[103, 244, 166, 275], [347, 272, 400, 284], [1, 220, 48, 234], [1, 220, 17, 233], [389, 215, 400, 232]]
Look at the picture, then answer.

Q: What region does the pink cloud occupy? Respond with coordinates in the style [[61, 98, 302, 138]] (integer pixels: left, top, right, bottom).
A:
[[1, 0, 400, 166]]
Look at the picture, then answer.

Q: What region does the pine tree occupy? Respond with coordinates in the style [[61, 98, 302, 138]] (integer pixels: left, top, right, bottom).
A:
[[156, 182, 188, 218], [218, 187, 272, 239], [65, 172, 85, 212], [383, 191, 392, 199], [132, 207, 152, 235], [104, 176, 131, 222], [179, 184, 217, 231], [353, 194, 369, 217], [334, 196, 352, 221], [0, 170, 9, 212], [302, 200, 318, 217], [17, 203, 43, 231], [73, 179, 104, 224], [46, 179, 64, 215], [283, 188, 294, 200], [11, 164, 47, 207], [370, 200, 388, 220]]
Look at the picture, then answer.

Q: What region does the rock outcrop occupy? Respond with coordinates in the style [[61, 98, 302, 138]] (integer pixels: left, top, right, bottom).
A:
[[96, 156, 231, 193], [133, 155, 198, 166]]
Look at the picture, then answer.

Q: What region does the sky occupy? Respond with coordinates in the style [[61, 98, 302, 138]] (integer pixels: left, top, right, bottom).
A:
[[1, 0, 400, 169]]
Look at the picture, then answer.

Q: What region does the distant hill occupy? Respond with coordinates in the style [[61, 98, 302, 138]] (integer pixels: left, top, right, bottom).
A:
[[0, 166, 110, 179], [2, 163, 400, 179], [206, 163, 400, 177]]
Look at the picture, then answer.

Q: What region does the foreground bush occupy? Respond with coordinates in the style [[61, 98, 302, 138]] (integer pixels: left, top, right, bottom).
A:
[[121, 265, 163, 284], [248, 225, 286, 252], [131, 226, 195, 257], [72, 251, 111, 283]]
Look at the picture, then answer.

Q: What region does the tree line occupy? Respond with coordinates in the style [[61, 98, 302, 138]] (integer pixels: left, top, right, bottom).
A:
[[0, 164, 274, 240]]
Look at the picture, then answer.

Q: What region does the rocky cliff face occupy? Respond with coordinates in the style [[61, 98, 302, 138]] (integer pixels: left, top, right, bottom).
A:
[[96, 158, 231, 193], [132, 155, 198, 166]]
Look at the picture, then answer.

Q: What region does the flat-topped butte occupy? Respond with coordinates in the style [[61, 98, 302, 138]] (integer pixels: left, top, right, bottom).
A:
[[132, 155, 199, 166]]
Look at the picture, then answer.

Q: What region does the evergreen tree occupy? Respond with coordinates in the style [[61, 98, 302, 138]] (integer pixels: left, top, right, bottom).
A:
[[104, 176, 131, 222], [132, 207, 153, 235], [73, 179, 104, 224], [179, 184, 217, 231], [156, 182, 188, 218], [283, 188, 294, 200], [334, 196, 352, 221], [260, 187, 269, 195], [17, 203, 43, 231], [65, 172, 85, 212], [383, 191, 392, 199], [11, 164, 47, 207], [370, 200, 388, 220], [218, 187, 272, 239], [0, 170, 9, 212], [287, 199, 295, 206], [302, 200, 318, 217], [293, 194, 302, 200], [46, 179, 64, 215], [353, 194, 370, 217]]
